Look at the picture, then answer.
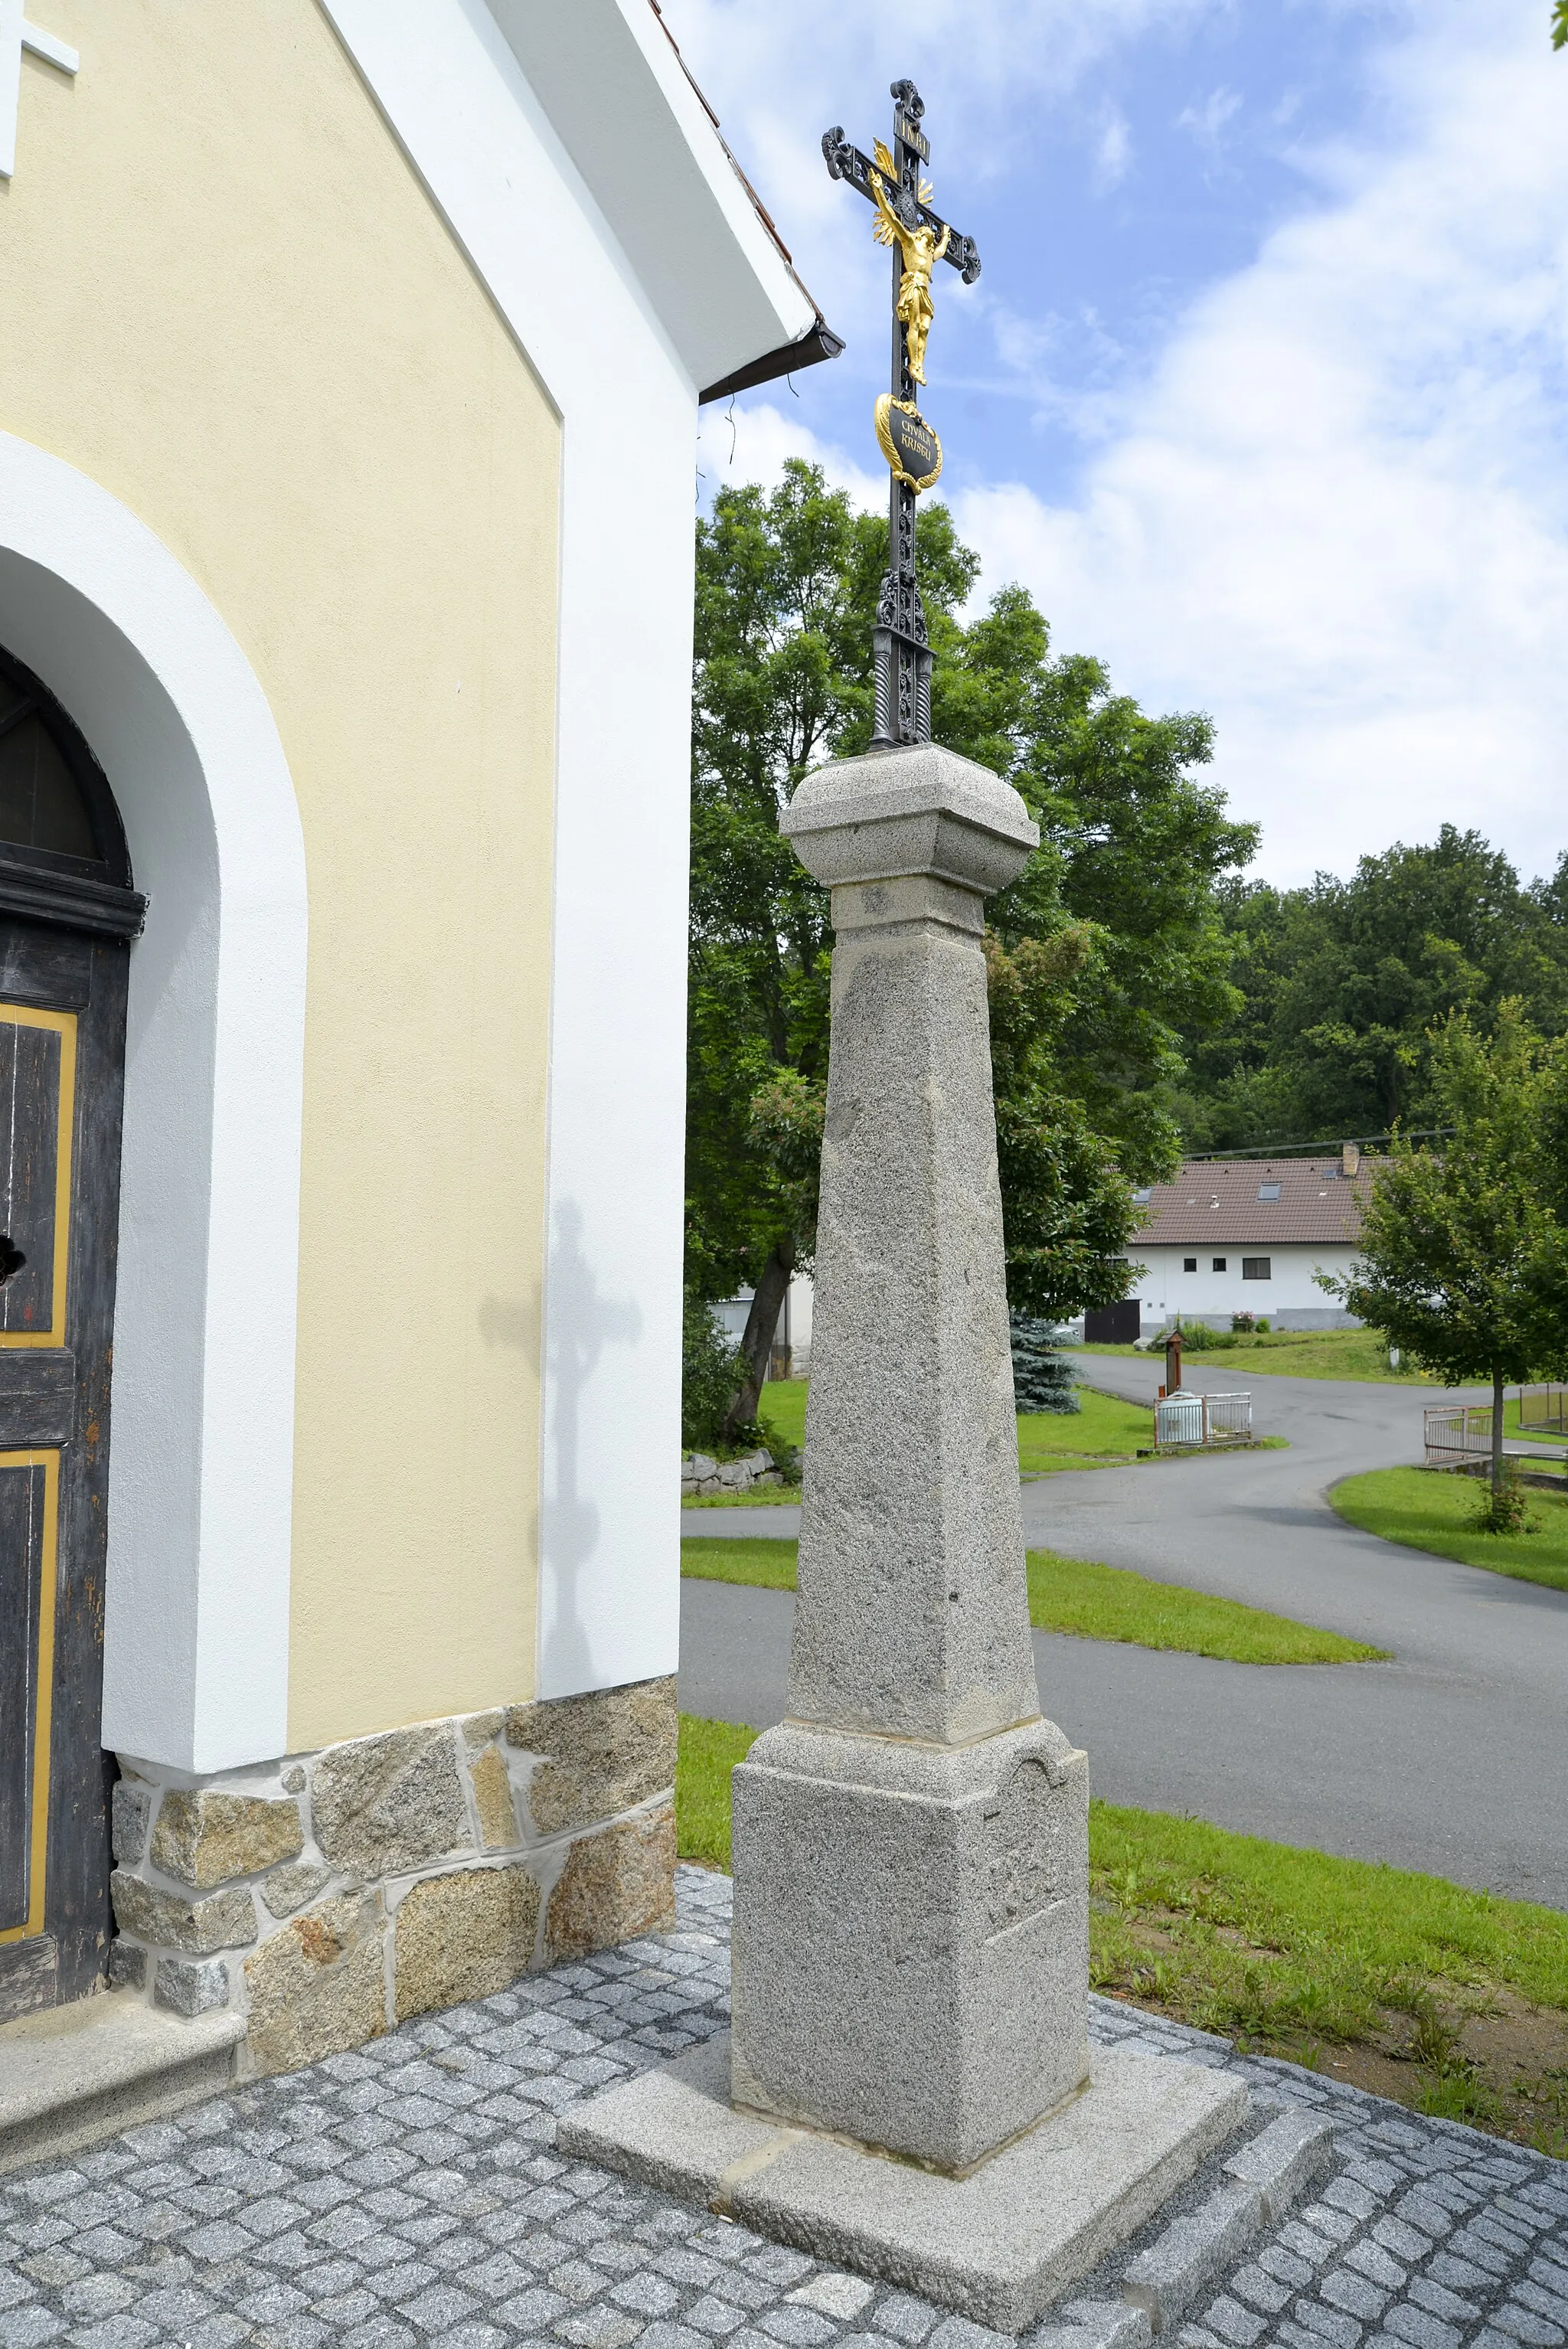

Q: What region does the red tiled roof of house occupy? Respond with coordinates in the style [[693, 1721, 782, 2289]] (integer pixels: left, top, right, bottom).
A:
[[1129, 1158, 1386, 1248]]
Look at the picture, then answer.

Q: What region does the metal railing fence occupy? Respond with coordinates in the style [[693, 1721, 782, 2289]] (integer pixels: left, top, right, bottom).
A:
[[1423, 1404, 1491, 1464], [1518, 1384, 1568, 1433], [1155, 1391, 1253, 1447]]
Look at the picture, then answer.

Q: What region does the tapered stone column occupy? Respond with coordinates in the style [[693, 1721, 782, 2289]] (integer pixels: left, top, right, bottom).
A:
[[728, 741, 1091, 2175]]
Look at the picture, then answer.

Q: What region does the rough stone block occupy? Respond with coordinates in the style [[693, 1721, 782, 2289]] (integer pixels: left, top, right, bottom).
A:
[[394, 1865, 540, 2021], [1040, 2302, 1155, 2349], [730, 1717, 1089, 2173], [470, 1745, 521, 1850], [243, 1891, 387, 2076], [546, 1802, 677, 1962], [310, 1724, 471, 1877], [109, 1872, 256, 1955], [258, 1862, 334, 1919], [281, 1764, 306, 1793], [110, 1780, 151, 1867], [508, 1678, 678, 1837], [154, 1957, 230, 2017], [1224, 2112, 1337, 2223], [106, 1939, 146, 1992], [1122, 2182, 1265, 2334], [150, 1790, 304, 1888], [559, 2034, 1246, 2334]]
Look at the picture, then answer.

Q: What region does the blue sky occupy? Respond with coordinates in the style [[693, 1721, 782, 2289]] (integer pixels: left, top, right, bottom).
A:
[[673, 0, 1568, 887]]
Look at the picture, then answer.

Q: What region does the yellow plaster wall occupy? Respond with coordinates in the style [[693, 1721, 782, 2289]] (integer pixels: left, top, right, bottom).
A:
[[0, 0, 559, 1746]]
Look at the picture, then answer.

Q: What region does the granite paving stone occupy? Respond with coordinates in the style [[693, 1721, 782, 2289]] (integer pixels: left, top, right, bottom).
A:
[[0, 1869, 1562, 2348]]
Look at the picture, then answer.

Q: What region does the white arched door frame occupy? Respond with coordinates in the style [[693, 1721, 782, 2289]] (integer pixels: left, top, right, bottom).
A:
[[0, 433, 306, 1774]]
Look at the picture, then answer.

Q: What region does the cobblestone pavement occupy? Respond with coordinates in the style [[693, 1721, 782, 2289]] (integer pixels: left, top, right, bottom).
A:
[[2, 1868, 1563, 2349]]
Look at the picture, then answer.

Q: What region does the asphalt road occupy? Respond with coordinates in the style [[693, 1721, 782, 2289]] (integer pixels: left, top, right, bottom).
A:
[[680, 1357, 1568, 1911]]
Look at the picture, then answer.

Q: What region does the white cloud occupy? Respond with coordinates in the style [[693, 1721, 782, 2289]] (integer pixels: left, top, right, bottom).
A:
[[1177, 85, 1242, 169], [695, 399, 885, 513], [1093, 106, 1134, 194], [684, 1, 1568, 888], [942, 1, 1568, 884]]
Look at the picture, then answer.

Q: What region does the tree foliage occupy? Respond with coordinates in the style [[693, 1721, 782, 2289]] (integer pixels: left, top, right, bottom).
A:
[[1555, 0, 1568, 49], [1321, 1007, 1568, 1501], [687, 459, 1256, 1400], [1174, 829, 1568, 1152]]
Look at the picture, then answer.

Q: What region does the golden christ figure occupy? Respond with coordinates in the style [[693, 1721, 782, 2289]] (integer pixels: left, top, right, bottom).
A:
[[869, 167, 949, 387]]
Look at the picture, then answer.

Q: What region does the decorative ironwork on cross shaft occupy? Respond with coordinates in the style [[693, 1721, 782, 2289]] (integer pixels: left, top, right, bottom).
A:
[[823, 78, 981, 748]]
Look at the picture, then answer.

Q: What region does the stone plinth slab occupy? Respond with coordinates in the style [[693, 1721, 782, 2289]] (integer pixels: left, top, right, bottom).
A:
[[557, 2031, 1248, 2335], [0, 1989, 243, 2176]]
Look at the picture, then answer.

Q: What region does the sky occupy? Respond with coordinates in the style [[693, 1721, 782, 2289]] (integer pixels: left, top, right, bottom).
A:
[[671, 0, 1568, 889]]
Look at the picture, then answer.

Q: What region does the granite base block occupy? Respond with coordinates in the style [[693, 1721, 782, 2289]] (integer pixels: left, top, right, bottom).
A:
[[556, 2030, 1249, 2334]]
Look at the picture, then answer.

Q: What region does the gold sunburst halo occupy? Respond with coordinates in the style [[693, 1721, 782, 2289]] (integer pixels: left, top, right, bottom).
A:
[[873, 137, 897, 177]]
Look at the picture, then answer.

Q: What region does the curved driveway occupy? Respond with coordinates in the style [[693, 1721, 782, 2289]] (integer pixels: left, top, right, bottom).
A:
[[680, 1359, 1568, 1912]]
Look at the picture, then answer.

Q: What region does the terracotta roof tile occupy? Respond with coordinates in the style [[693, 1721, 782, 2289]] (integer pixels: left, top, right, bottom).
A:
[[1129, 1158, 1385, 1249]]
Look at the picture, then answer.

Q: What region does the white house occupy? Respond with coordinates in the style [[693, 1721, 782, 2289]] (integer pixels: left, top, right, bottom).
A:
[[1123, 1150, 1379, 1333]]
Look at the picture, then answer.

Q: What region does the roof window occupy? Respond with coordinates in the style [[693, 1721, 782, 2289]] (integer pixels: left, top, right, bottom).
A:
[[1257, 1182, 1281, 1201]]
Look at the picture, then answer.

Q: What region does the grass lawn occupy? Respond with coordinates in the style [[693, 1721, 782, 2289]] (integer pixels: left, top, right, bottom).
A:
[[1018, 1387, 1155, 1472], [1025, 1550, 1386, 1664], [1505, 1397, 1568, 1448], [756, 1380, 807, 1452], [1331, 1465, 1568, 1592], [675, 1713, 1568, 2153], [1073, 1328, 1445, 1384], [681, 1536, 1384, 1664], [738, 1379, 1278, 1493]]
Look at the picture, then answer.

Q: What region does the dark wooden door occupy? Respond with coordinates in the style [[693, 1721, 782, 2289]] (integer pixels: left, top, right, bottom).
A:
[[0, 645, 142, 2023]]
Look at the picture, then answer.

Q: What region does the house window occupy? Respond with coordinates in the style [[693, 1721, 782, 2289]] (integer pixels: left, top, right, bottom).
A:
[[1183, 1257, 1197, 1273], [1257, 1183, 1281, 1201], [1243, 1256, 1271, 1281], [1213, 1257, 1227, 1272]]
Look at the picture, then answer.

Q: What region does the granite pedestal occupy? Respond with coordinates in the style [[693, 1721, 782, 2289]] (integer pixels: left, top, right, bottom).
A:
[[564, 743, 1248, 2312]]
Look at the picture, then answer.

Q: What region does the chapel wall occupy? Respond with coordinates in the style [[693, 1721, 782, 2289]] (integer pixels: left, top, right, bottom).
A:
[[106, 1680, 678, 2068], [0, 0, 563, 1749]]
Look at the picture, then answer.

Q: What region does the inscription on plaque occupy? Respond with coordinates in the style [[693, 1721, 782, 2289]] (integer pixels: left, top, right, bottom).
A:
[[875, 394, 943, 493]]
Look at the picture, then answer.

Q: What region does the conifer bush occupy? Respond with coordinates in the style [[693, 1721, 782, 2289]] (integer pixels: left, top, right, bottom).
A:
[[1011, 1314, 1081, 1413]]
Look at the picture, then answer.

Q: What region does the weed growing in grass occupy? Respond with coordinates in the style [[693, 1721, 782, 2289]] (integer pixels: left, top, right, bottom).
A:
[[1472, 1471, 1534, 1535]]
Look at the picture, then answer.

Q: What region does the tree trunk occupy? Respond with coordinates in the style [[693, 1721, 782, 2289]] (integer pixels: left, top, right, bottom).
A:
[[724, 1239, 795, 1436], [1491, 1367, 1505, 1501]]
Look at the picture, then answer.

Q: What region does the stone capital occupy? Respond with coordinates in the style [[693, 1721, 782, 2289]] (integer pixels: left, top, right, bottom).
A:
[[781, 740, 1038, 899]]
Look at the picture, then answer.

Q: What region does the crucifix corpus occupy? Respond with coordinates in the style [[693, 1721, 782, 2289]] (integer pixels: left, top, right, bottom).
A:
[[561, 77, 1271, 2326], [822, 80, 980, 747]]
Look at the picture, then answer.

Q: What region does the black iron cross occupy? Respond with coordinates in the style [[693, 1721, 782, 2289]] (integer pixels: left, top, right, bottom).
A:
[[823, 79, 981, 747]]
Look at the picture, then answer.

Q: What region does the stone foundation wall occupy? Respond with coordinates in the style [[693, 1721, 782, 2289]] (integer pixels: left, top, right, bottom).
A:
[[106, 1676, 677, 2076], [681, 1448, 783, 1498]]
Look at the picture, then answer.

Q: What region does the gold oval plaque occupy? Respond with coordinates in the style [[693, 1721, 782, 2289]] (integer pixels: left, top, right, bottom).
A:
[[875, 394, 943, 493]]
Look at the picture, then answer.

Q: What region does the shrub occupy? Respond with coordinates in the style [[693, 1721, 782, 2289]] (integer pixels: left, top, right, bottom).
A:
[[1011, 1314, 1081, 1413], [1256, 1318, 1272, 1334], [682, 1292, 745, 1451], [1231, 1312, 1256, 1334], [1472, 1469, 1533, 1536]]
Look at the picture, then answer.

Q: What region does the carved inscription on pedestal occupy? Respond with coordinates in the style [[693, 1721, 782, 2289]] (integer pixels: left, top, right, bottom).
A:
[[982, 1756, 1063, 1936]]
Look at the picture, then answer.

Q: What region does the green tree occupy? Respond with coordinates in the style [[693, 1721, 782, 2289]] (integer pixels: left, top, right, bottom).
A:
[[688, 459, 1255, 1419], [1176, 833, 1568, 1152], [1321, 1006, 1568, 1507], [1554, 1, 1567, 49]]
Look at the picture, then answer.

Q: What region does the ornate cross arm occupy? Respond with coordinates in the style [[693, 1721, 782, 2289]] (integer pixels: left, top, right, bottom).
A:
[[821, 129, 982, 283]]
